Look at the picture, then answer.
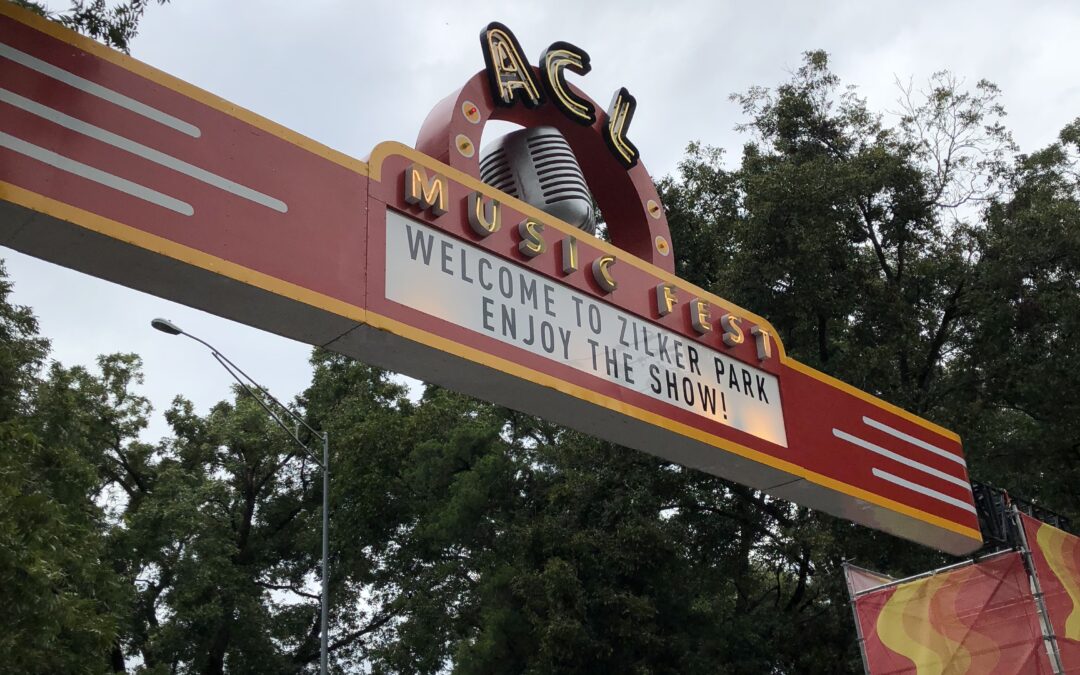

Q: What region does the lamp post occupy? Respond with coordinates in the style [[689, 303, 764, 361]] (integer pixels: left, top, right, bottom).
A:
[[151, 318, 330, 675]]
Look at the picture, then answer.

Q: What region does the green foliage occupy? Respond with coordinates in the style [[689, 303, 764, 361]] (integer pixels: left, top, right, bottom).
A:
[[653, 50, 1073, 673], [954, 125, 1080, 514], [13, 0, 170, 53], [0, 262, 130, 673]]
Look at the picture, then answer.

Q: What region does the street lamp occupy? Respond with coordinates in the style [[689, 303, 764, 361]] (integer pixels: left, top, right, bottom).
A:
[[151, 318, 331, 674]]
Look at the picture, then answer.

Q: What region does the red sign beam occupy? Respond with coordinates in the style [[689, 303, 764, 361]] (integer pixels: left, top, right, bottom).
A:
[[0, 3, 982, 554]]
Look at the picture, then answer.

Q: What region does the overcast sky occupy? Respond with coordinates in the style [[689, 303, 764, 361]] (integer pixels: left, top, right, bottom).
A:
[[6, 0, 1080, 441]]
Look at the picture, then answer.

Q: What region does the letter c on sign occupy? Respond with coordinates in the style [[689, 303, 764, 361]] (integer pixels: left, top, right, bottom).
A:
[[591, 255, 618, 293]]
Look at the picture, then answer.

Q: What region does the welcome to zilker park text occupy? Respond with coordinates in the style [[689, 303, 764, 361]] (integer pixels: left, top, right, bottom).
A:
[[385, 211, 787, 447]]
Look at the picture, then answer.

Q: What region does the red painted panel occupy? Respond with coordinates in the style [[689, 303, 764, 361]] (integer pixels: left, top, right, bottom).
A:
[[854, 552, 1053, 674], [0, 11, 368, 306], [783, 365, 976, 527], [1021, 514, 1080, 671]]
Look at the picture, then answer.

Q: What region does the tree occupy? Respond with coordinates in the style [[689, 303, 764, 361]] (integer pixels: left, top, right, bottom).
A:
[[0, 263, 136, 673], [103, 351, 415, 672], [14, 0, 170, 53], [654, 50, 1061, 674], [955, 120, 1080, 515]]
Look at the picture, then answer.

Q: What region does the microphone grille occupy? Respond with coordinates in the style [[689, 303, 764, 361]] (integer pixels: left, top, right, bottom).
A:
[[479, 126, 596, 234]]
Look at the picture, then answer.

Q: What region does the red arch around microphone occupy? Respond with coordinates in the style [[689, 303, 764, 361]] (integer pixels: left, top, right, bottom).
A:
[[414, 69, 675, 274]]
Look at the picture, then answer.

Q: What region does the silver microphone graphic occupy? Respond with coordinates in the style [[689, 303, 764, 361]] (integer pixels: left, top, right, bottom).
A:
[[479, 126, 596, 235]]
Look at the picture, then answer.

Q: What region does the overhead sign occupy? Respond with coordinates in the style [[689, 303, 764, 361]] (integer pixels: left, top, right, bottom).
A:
[[0, 3, 982, 554], [384, 211, 788, 445]]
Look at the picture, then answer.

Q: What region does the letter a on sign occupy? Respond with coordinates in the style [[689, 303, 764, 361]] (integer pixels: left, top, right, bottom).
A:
[[481, 22, 543, 108]]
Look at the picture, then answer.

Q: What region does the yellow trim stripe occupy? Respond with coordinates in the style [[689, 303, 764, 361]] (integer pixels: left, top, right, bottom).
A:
[[0, 181, 367, 322], [0, 1, 369, 177], [367, 142, 962, 445]]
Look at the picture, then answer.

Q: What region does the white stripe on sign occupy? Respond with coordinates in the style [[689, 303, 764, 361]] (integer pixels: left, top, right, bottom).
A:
[[0, 42, 201, 138], [862, 416, 966, 467], [832, 428, 971, 491], [0, 89, 288, 213], [0, 131, 194, 216], [872, 468, 978, 514]]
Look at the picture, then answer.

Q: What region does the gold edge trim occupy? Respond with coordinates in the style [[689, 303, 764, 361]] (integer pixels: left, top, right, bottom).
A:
[[0, 181, 367, 322], [0, 2, 369, 177]]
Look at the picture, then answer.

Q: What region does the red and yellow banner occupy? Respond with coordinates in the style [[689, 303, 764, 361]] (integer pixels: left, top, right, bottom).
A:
[[854, 551, 1053, 674], [1022, 513, 1080, 671]]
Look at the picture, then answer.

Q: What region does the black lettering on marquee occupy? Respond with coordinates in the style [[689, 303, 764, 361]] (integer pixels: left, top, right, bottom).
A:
[[622, 352, 634, 384], [520, 276, 538, 309], [587, 338, 600, 371], [558, 326, 571, 360], [482, 296, 495, 332], [665, 369, 679, 402], [405, 224, 435, 264], [501, 304, 517, 339], [697, 382, 717, 415], [587, 303, 602, 334], [657, 333, 670, 363], [459, 248, 474, 284], [618, 315, 630, 347], [541, 319, 554, 353], [543, 284, 557, 318], [603, 345, 620, 379], [523, 311, 536, 346], [440, 240, 453, 275], [687, 344, 701, 376], [478, 258, 493, 291], [682, 377, 695, 407], [498, 266, 514, 299]]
